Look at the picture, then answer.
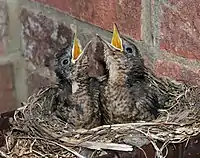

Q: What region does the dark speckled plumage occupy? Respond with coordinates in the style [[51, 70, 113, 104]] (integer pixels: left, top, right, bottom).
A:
[[51, 32, 164, 129], [49, 37, 104, 130], [54, 46, 72, 86], [97, 35, 161, 124], [68, 37, 104, 129], [49, 46, 73, 122], [54, 46, 72, 99]]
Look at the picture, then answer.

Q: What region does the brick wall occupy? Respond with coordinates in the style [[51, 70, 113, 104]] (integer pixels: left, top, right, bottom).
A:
[[0, 0, 16, 114], [26, 0, 200, 85], [0, 0, 200, 114]]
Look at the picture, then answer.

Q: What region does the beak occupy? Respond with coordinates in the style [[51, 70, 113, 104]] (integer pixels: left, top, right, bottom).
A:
[[96, 34, 115, 51], [72, 34, 82, 63], [111, 23, 123, 51]]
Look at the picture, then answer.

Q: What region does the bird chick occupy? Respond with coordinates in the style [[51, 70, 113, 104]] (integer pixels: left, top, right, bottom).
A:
[[64, 36, 103, 130], [97, 27, 160, 124], [52, 34, 83, 122], [54, 46, 72, 84], [111, 24, 168, 106], [54, 46, 73, 98], [111, 23, 142, 58], [54, 33, 83, 85]]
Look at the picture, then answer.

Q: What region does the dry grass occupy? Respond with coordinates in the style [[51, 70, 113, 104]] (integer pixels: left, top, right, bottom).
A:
[[1, 69, 200, 158]]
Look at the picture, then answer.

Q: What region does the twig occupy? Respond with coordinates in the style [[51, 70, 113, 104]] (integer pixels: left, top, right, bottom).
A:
[[160, 140, 169, 158], [5, 136, 10, 153], [79, 141, 133, 151], [158, 110, 170, 122], [32, 150, 46, 157], [17, 136, 85, 158], [150, 140, 164, 158], [47, 140, 86, 158], [0, 150, 9, 158], [135, 146, 148, 158], [184, 137, 190, 148], [74, 122, 182, 134], [29, 139, 36, 153]]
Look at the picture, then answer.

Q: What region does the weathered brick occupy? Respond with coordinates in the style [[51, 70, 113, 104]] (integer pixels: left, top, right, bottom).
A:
[[181, 66, 200, 86], [20, 8, 72, 94], [0, 41, 5, 55], [27, 69, 56, 95], [0, 0, 8, 55], [143, 55, 154, 70], [0, 64, 13, 89], [0, 0, 7, 37], [116, 0, 141, 40], [30, 0, 141, 40], [0, 63, 16, 114], [154, 60, 182, 81], [154, 59, 200, 86], [20, 8, 73, 62], [160, 0, 200, 59]]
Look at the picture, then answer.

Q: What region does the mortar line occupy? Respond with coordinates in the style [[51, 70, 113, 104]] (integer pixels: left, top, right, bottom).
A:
[[6, 0, 28, 107], [141, 0, 153, 45]]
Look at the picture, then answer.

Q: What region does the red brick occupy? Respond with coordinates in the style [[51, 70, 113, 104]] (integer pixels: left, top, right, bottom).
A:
[[0, 0, 7, 37], [0, 64, 13, 90], [30, 0, 141, 40], [181, 67, 200, 86], [116, 0, 141, 40], [160, 0, 200, 59], [0, 63, 16, 114], [0, 41, 5, 55], [20, 8, 73, 66], [154, 59, 200, 86], [0, 0, 7, 55], [143, 55, 154, 70], [154, 60, 182, 81], [20, 8, 72, 94], [27, 69, 56, 96]]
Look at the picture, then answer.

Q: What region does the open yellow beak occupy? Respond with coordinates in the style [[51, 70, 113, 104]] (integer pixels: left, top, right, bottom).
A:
[[111, 23, 123, 51], [72, 35, 82, 63]]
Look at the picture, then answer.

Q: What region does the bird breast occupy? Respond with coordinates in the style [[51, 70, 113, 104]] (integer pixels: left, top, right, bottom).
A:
[[103, 83, 138, 124], [72, 81, 79, 94]]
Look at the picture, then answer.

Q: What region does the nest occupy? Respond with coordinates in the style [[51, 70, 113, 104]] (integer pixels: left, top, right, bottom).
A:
[[1, 70, 200, 158]]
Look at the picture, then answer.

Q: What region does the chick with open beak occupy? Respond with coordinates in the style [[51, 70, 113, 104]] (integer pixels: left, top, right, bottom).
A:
[[111, 23, 142, 58], [51, 33, 82, 122], [54, 32, 83, 85], [96, 25, 160, 124], [111, 23, 167, 107], [62, 35, 103, 130]]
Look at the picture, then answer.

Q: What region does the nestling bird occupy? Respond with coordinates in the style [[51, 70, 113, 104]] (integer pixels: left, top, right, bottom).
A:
[[51, 34, 84, 122], [62, 35, 103, 129], [49, 33, 104, 129], [96, 24, 161, 124], [111, 24, 142, 58], [110, 24, 168, 106], [54, 33, 83, 86], [54, 46, 73, 96]]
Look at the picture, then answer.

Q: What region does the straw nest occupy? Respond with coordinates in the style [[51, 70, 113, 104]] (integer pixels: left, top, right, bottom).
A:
[[1, 69, 200, 158]]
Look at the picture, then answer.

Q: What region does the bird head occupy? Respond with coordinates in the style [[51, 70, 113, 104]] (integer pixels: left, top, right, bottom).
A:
[[110, 23, 145, 79], [70, 35, 93, 85], [54, 45, 72, 82], [96, 27, 145, 84], [111, 23, 141, 58], [71, 35, 107, 79], [54, 33, 83, 83]]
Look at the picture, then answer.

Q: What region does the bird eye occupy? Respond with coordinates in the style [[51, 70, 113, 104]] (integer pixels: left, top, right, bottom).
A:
[[62, 59, 69, 65], [125, 47, 133, 54]]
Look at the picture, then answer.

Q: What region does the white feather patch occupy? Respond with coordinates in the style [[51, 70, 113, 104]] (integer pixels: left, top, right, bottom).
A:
[[72, 81, 79, 94]]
